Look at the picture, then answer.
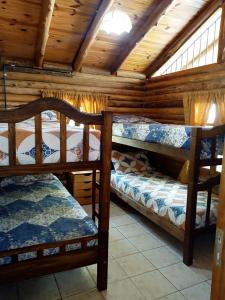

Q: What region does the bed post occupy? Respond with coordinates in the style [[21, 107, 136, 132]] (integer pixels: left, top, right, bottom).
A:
[[97, 111, 112, 291], [183, 127, 202, 265]]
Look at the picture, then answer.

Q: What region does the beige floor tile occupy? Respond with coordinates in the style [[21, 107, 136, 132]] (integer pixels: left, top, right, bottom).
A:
[[110, 239, 138, 258], [190, 257, 212, 280], [181, 282, 211, 300], [63, 289, 104, 300], [143, 246, 181, 268], [110, 206, 126, 217], [160, 262, 206, 290], [128, 233, 164, 251], [132, 270, 177, 300], [0, 283, 18, 300], [116, 252, 155, 277], [110, 215, 136, 227], [117, 223, 146, 238], [102, 278, 145, 300], [159, 291, 186, 300], [55, 267, 95, 298], [109, 227, 125, 242], [18, 275, 60, 300], [88, 260, 127, 284]]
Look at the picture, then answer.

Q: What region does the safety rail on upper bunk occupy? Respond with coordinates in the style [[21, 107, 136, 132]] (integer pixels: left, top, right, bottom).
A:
[[0, 97, 112, 176]]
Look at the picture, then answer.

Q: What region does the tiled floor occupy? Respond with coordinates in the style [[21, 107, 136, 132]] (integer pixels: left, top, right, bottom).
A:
[[0, 199, 214, 300]]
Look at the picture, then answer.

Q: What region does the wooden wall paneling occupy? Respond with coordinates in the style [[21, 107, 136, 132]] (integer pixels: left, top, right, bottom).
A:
[[145, 0, 222, 77], [111, 0, 173, 73], [35, 0, 56, 67], [0, 0, 41, 61], [73, 0, 115, 71]]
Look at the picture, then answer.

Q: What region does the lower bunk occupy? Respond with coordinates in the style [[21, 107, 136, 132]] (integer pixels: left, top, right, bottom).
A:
[[0, 173, 101, 285], [111, 169, 219, 261]]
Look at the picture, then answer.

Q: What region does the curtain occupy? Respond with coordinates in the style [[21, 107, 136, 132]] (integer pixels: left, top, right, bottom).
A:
[[41, 90, 108, 128], [213, 91, 225, 125], [41, 90, 81, 109], [183, 90, 225, 126], [183, 92, 212, 126]]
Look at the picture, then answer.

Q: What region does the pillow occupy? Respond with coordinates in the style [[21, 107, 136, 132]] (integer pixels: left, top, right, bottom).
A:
[[0, 173, 56, 188], [112, 150, 152, 174], [41, 110, 57, 121], [177, 160, 190, 184], [113, 114, 160, 124]]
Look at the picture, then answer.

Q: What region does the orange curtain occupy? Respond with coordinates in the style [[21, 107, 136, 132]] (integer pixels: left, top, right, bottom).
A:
[[41, 90, 108, 128], [213, 91, 225, 125], [41, 90, 81, 109], [183, 92, 212, 125]]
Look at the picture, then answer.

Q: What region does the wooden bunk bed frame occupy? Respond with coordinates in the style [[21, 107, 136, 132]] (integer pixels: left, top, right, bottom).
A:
[[0, 98, 112, 291], [112, 125, 225, 265]]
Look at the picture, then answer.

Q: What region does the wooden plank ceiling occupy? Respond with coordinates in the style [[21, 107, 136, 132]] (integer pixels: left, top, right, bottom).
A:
[[0, 0, 218, 75]]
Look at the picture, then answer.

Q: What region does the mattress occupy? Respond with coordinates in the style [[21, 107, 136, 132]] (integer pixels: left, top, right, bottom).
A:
[[111, 170, 218, 230], [0, 118, 100, 166], [112, 122, 224, 159], [0, 174, 98, 265]]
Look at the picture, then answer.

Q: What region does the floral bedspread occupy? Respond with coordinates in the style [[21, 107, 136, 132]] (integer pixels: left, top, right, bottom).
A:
[[0, 119, 100, 166], [113, 123, 224, 159], [111, 170, 218, 230], [0, 174, 97, 265]]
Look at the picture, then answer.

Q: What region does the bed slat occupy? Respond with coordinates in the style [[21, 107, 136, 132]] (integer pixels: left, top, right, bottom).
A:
[[35, 114, 42, 164], [83, 125, 89, 161], [60, 114, 67, 163], [8, 123, 16, 166]]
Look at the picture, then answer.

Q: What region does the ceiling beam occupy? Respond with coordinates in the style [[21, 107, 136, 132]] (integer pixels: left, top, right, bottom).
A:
[[145, 0, 223, 78], [111, 0, 174, 74], [35, 0, 55, 68], [73, 0, 114, 72]]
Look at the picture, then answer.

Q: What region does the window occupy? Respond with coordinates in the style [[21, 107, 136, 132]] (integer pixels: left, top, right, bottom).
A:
[[100, 9, 132, 35], [153, 9, 222, 77], [206, 103, 217, 125]]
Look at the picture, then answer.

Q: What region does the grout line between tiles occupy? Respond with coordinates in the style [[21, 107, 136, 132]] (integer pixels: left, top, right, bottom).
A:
[[53, 273, 63, 300]]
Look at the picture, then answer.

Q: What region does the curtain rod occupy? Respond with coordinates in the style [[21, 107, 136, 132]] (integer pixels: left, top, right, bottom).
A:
[[1, 64, 73, 77]]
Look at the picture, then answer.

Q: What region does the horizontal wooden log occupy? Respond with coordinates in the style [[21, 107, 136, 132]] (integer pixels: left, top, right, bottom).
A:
[[108, 107, 184, 115], [1, 86, 145, 97], [109, 99, 183, 108], [147, 63, 225, 85], [3, 78, 144, 92], [3, 70, 145, 85]]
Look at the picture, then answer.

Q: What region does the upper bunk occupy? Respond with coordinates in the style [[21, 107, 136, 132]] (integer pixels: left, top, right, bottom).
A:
[[112, 115, 225, 164]]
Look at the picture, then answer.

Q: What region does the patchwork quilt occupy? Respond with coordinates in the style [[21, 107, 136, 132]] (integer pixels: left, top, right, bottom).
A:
[[111, 170, 218, 230], [113, 122, 224, 159], [0, 174, 97, 265], [0, 119, 100, 166]]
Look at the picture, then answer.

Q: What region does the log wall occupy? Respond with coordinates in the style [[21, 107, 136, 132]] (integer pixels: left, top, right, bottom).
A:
[[2, 62, 225, 123], [146, 63, 225, 124], [0, 70, 146, 112]]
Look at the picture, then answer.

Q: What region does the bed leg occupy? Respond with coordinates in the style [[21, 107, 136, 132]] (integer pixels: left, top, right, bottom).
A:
[[183, 225, 195, 266], [97, 231, 109, 291]]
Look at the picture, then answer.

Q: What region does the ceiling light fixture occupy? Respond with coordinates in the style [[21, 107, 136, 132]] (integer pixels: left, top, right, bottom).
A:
[[101, 9, 132, 35]]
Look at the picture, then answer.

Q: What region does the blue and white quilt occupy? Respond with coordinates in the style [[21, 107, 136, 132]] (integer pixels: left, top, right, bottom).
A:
[[113, 122, 224, 159], [0, 174, 97, 265]]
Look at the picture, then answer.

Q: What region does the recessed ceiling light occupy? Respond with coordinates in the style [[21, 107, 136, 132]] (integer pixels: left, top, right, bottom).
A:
[[100, 9, 132, 35]]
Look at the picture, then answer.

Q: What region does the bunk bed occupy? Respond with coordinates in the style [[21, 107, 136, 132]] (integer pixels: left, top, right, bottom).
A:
[[0, 97, 112, 291], [111, 115, 225, 265]]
